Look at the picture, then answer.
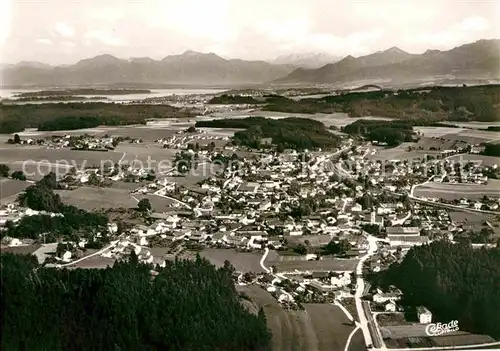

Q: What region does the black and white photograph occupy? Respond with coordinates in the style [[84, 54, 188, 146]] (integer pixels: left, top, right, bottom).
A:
[[1, 0, 499, 350]]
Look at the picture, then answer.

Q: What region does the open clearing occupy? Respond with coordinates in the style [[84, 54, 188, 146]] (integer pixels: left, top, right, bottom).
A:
[[269, 258, 359, 272], [414, 180, 500, 200], [348, 328, 366, 351], [236, 285, 357, 351], [287, 235, 333, 247], [236, 285, 317, 351], [0, 244, 41, 255], [200, 248, 265, 272], [67, 254, 116, 269], [304, 303, 356, 351], [449, 211, 497, 224], [0, 179, 30, 203], [367, 143, 428, 161], [57, 187, 139, 210], [415, 127, 500, 143], [57, 186, 176, 212]]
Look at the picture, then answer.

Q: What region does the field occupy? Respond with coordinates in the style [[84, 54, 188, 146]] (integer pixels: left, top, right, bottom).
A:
[[137, 194, 177, 212], [367, 143, 428, 161], [0, 147, 126, 180], [414, 180, 500, 200], [269, 258, 359, 272], [57, 187, 139, 210], [200, 248, 265, 273], [287, 235, 333, 247], [304, 303, 357, 351], [0, 140, 180, 180], [414, 128, 500, 144], [348, 328, 366, 351], [0, 244, 41, 255], [448, 211, 497, 224], [0, 178, 30, 204], [445, 130, 500, 143], [67, 254, 116, 269], [236, 285, 358, 351]]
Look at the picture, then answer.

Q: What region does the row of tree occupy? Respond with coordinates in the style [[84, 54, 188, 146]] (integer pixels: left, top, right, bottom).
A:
[[0, 102, 192, 133]]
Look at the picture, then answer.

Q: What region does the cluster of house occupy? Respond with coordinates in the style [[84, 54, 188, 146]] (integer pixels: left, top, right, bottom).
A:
[[438, 159, 495, 185], [32, 134, 146, 151], [155, 130, 228, 149], [372, 286, 433, 324], [0, 204, 64, 246], [241, 270, 354, 308]]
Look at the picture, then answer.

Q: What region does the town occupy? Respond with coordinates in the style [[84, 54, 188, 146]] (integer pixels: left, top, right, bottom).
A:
[[2, 108, 499, 350]]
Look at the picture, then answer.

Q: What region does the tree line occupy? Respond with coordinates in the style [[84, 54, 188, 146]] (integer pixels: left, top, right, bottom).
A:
[[262, 85, 500, 122], [342, 119, 415, 146], [483, 143, 500, 157], [0, 103, 193, 133], [196, 117, 340, 151], [0, 253, 271, 350]]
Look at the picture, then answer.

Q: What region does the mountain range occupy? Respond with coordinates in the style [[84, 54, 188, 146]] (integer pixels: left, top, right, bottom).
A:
[[277, 39, 500, 84], [1, 39, 499, 87], [1, 51, 294, 87], [272, 52, 341, 68]]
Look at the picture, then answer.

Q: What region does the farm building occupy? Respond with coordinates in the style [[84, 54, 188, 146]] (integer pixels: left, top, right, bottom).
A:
[[389, 235, 430, 248], [386, 227, 420, 237]]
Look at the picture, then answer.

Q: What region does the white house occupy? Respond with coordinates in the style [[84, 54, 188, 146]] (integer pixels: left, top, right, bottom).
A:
[[373, 290, 402, 303], [417, 306, 432, 324], [62, 251, 72, 262], [385, 301, 397, 312]]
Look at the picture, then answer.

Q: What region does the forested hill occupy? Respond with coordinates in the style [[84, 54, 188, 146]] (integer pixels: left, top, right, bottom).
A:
[[263, 85, 500, 122], [196, 117, 340, 151], [0, 253, 271, 350], [0, 103, 193, 133], [371, 241, 500, 339]]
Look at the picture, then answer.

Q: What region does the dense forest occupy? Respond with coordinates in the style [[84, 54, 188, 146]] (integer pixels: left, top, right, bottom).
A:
[[263, 85, 500, 122], [4, 96, 107, 102], [3, 173, 108, 241], [13, 88, 151, 97], [0, 103, 192, 133], [0, 253, 271, 350], [196, 117, 340, 151], [38, 116, 115, 131], [371, 241, 500, 339], [342, 119, 415, 146], [483, 143, 500, 157]]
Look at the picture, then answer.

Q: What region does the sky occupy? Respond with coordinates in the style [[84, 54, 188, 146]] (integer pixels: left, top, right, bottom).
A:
[[1, 0, 499, 65]]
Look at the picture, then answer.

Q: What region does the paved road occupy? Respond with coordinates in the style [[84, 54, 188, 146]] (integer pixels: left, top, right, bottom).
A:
[[354, 235, 377, 348]]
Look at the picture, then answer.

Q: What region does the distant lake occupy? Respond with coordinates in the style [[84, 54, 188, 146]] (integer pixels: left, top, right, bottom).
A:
[[0, 88, 226, 103]]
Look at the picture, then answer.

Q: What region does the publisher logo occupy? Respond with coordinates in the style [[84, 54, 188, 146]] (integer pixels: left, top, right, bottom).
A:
[[425, 320, 459, 336]]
